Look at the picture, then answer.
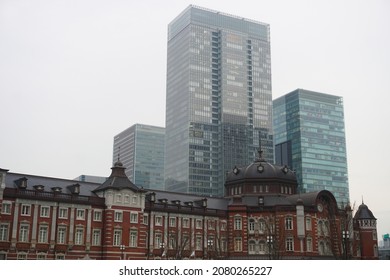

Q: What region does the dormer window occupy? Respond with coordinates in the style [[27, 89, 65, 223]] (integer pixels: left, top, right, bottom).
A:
[[67, 183, 80, 195], [15, 177, 28, 189], [33, 185, 45, 192], [172, 200, 181, 205], [158, 198, 168, 204], [51, 187, 62, 193], [184, 201, 193, 207]]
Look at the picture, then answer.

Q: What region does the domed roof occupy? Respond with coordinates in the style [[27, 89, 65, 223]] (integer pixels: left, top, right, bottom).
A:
[[354, 202, 376, 220], [225, 150, 297, 184]]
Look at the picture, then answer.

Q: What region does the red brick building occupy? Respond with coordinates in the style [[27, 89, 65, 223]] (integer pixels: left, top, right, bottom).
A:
[[0, 155, 378, 260]]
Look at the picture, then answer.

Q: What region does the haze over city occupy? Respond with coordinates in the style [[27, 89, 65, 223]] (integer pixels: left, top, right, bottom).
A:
[[1, 0, 389, 239]]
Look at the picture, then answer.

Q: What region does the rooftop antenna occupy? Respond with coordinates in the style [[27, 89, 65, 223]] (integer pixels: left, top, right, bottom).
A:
[[117, 146, 121, 162]]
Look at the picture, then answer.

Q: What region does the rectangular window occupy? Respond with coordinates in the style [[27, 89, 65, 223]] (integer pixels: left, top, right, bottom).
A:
[[154, 233, 162, 249], [59, 208, 68, 219], [57, 227, 66, 244], [306, 237, 313, 252], [306, 217, 312, 231], [113, 230, 122, 246], [75, 228, 84, 245], [21, 204, 31, 216], [0, 224, 9, 241], [196, 219, 202, 229], [196, 236, 202, 250], [114, 211, 123, 222], [234, 237, 242, 251], [40, 206, 50, 218], [37, 254, 46, 260], [93, 210, 102, 221], [1, 202, 11, 214], [19, 224, 29, 242], [285, 217, 293, 230], [234, 217, 242, 230], [130, 212, 138, 223], [182, 218, 189, 228], [286, 237, 294, 251], [17, 253, 27, 260], [38, 225, 48, 243], [92, 229, 101, 246], [169, 217, 176, 227], [130, 231, 138, 247], [155, 216, 162, 226], [76, 209, 85, 220], [142, 214, 149, 225]]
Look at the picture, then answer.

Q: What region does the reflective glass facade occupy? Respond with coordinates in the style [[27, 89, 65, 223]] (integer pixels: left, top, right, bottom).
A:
[[165, 6, 273, 196], [113, 124, 165, 190], [273, 89, 350, 206]]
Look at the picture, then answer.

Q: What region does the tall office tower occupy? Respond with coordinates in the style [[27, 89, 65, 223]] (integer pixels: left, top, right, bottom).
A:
[[165, 6, 273, 196], [113, 124, 165, 190], [273, 89, 350, 206]]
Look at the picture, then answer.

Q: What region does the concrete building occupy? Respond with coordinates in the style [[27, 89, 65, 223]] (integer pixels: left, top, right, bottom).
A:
[[165, 5, 273, 197], [113, 124, 165, 190], [273, 89, 350, 206]]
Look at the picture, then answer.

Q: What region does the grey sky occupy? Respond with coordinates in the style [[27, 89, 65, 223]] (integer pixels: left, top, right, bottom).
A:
[[1, 0, 389, 239]]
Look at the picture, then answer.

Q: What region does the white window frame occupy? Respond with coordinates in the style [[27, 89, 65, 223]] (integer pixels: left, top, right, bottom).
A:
[[93, 210, 102, 221], [285, 216, 293, 230], [57, 227, 66, 244], [113, 229, 122, 246], [92, 229, 101, 246], [130, 231, 138, 248], [76, 209, 85, 220], [40, 206, 50, 218], [114, 211, 123, 222], [21, 204, 31, 216], [38, 225, 48, 243], [155, 216, 162, 226], [130, 212, 138, 223], [234, 216, 242, 230], [19, 224, 29, 242], [75, 228, 84, 245], [59, 208, 68, 219], [0, 224, 9, 241], [1, 202, 11, 214], [286, 237, 294, 251]]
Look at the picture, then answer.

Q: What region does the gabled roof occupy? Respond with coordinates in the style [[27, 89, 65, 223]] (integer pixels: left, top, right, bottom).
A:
[[93, 161, 146, 193]]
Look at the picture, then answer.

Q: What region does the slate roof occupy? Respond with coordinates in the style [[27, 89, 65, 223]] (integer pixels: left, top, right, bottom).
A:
[[93, 161, 145, 193], [5, 172, 100, 197], [354, 203, 376, 220]]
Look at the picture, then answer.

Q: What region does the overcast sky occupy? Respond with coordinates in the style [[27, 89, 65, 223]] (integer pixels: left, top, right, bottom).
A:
[[1, 0, 389, 239]]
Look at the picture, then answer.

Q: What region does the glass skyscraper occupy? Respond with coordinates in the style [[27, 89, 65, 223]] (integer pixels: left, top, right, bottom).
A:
[[165, 6, 273, 196], [273, 89, 350, 206], [113, 124, 165, 190]]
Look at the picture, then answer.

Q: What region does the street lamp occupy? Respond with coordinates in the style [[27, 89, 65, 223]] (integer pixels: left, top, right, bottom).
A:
[[160, 242, 165, 259], [342, 230, 349, 259], [120, 244, 125, 260], [207, 239, 214, 259], [267, 235, 273, 260]]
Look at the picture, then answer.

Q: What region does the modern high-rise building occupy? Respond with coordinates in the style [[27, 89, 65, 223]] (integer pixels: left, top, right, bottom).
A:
[[165, 5, 273, 196], [113, 124, 165, 190], [273, 89, 350, 206]]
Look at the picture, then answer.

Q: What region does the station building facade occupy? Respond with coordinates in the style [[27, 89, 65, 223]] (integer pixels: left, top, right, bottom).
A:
[[0, 155, 377, 260]]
